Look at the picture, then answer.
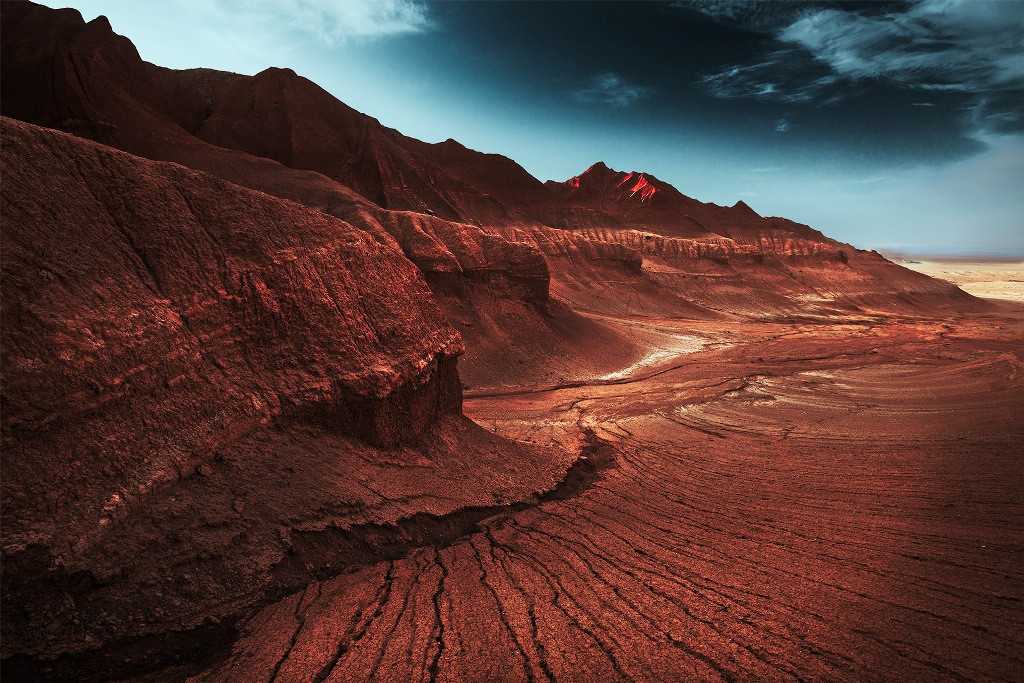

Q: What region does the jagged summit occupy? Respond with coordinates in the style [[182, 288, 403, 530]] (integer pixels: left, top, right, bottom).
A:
[[732, 199, 761, 217], [87, 13, 111, 30], [554, 163, 665, 205]]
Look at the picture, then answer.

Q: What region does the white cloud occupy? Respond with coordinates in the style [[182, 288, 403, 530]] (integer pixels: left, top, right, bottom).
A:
[[779, 0, 1024, 94], [774, 118, 791, 133], [233, 0, 433, 43], [698, 55, 835, 102], [697, 0, 1024, 133], [574, 72, 652, 107], [46, 0, 435, 77]]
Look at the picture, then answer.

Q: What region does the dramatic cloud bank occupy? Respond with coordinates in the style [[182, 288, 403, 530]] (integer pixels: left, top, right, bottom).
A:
[[698, 0, 1024, 135]]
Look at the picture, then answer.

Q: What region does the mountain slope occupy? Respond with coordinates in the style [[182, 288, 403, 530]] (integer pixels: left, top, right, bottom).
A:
[[535, 161, 830, 243], [1, 1, 657, 389], [0, 0, 989, 366], [0, 117, 579, 671]]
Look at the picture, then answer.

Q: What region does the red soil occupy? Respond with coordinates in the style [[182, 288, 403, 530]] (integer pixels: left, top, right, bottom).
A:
[[195, 315, 1024, 682]]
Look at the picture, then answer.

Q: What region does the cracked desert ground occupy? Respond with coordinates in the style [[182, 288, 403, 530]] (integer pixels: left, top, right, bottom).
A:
[[199, 306, 1024, 682]]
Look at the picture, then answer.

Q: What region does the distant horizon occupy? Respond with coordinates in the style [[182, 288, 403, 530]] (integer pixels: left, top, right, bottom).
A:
[[38, 0, 1024, 256], [881, 249, 1024, 263]]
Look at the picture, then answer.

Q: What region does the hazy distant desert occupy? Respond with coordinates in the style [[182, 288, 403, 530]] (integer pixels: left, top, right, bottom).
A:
[[899, 259, 1024, 303]]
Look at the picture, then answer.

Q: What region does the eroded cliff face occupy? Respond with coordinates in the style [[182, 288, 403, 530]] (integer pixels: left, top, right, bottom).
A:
[[0, 118, 578, 671], [2, 115, 460, 538], [0, 0, 988, 338], [0, 2, 551, 293]]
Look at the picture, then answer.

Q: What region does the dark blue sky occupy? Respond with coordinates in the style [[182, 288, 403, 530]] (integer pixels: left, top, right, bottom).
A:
[[47, 0, 1024, 256]]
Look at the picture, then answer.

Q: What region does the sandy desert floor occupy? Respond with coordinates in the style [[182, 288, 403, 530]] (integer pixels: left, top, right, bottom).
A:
[[191, 311, 1024, 682], [899, 259, 1024, 303]]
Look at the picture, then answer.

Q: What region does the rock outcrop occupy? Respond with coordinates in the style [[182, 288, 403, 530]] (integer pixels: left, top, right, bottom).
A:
[[0, 118, 578, 675]]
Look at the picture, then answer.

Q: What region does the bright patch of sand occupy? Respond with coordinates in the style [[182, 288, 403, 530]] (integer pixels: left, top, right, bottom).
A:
[[899, 259, 1024, 303], [597, 334, 705, 381]]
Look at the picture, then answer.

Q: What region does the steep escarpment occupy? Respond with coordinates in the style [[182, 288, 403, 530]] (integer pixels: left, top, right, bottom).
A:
[[0, 118, 577, 674], [0, 3, 541, 268], [1, 115, 460, 490], [187, 67, 535, 227], [0, 0, 987, 333], [0, 1, 535, 230], [525, 163, 980, 316], [489, 222, 978, 319], [0, 2, 658, 390]]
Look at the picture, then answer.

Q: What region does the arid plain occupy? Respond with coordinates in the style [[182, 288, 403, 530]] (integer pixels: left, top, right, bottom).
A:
[[194, 309, 1024, 682], [899, 259, 1024, 304]]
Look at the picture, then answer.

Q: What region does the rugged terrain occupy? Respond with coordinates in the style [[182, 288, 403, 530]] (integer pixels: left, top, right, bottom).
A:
[[197, 313, 1024, 683], [2, 2, 1022, 681], [0, 116, 576, 677], [0, 0, 983, 351]]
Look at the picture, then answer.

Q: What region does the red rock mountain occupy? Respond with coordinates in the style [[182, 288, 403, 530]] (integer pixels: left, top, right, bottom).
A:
[[0, 0, 980, 330], [0, 1, 536, 228], [1, 115, 579, 674], [537, 161, 826, 241], [0, 2, 996, 676]]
